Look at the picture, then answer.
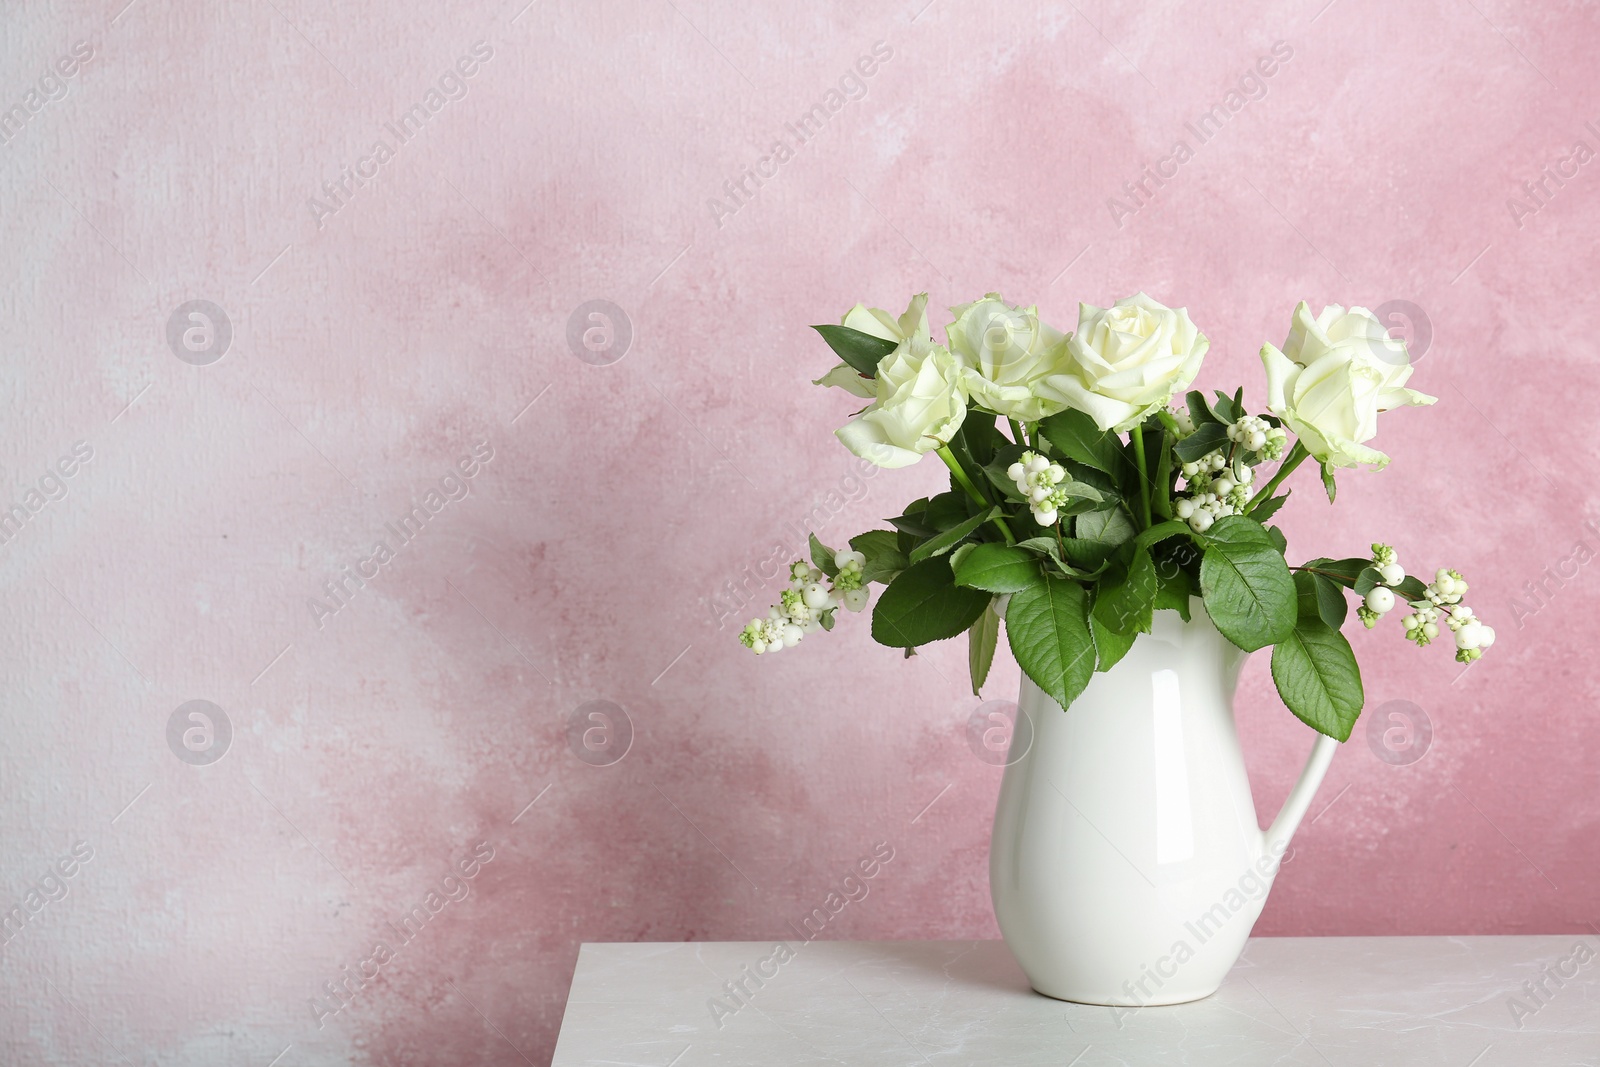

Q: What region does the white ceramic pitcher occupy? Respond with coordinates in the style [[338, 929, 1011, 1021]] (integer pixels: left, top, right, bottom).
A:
[[989, 599, 1337, 1005]]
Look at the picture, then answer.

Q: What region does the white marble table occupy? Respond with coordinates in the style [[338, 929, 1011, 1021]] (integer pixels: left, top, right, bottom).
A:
[[550, 937, 1600, 1066]]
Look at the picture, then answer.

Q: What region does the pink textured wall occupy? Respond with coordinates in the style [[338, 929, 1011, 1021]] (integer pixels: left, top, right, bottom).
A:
[[2, 0, 1596, 1063]]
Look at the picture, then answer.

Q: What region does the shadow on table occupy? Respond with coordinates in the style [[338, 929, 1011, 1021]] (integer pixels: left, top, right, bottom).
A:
[[846, 939, 1038, 998]]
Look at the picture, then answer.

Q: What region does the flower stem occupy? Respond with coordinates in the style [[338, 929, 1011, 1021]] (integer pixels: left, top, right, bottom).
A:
[[1008, 418, 1026, 446], [1129, 429, 1153, 529], [1245, 441, 1310, 514], [1155, 427, 1174, 520], [937, 445, 1015, 544]]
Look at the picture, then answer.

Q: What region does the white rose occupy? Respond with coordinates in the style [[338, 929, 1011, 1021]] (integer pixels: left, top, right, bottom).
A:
[[1260, 301, 1436, 470], [1037, 292, 1209, 432], [945, 294, 1071, 421], [813, 294, 930, 399], [835, 334, 967, 469]]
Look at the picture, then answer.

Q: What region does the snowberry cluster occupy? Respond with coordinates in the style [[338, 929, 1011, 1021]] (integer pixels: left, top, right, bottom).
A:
[[1007, 451, 1069, 526], [1356, 544, 1495, 663], [1355, 543, 1408, 628], [738, 553, 871, 655], [1409, 567, 1494, 662], [1226, 415, 1286, 458], [1174, 452, 1255, 534]]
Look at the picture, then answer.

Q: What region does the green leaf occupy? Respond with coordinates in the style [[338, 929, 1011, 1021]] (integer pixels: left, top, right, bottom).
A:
[[1265, 524, 1287, 556], [1057, 480, 1104, 504], [1174, 422, 1228, 463], [1015, 536, 1058, 556], [1394, 575, 1429, 602], [1212, 390, 1242, 424], [1014, 537, 1096, 580], [1005, 574, 1096, 709], [1292, 569, 1348, 630], [809, 533, 839, 577], [810, 324, 898, 377], [849, 529, 900, 557], [983, 444, 1030, 500], [1090, 608, 1136, 672], [888, 514, 932, 538], [1271, 616, 1365, 740], [952, 543, 1041, 594], [924, 491, 971, 530], [1306, 557, 1368, 586], [889, 497, 935, 538], [1321, 462, 1338, 503], [1054, 480, 1107, 518], [850, 530, 907, 586], [1314, 573, 1348, 629], [968, 600, 1002, 696], [1186, 390, 1221, 426], [871, 557, 992, 648], [1250, 492, 1290, 522], [1153, 562, 1194, 621], [1133, 519, 1192, 553], [1055, 536, 1117, 572], [1074, 507, 1136, 547], [1198, 515, 1297, 651], [1039, 408, 1125, 475], [1353, 566, 1387, 597], [907, 507, 998, 564], [1093, 547, 1158, 636], [950, 413, 1005, 470], [1062, 462, 1120, 504]]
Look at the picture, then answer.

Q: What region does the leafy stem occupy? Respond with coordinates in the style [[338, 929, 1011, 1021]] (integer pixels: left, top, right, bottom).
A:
[[1245, 440, 1309, 513], [1155, 426, 1174, 520], [1129, 428, 1153, 529], [936, 445, 1015, 544]]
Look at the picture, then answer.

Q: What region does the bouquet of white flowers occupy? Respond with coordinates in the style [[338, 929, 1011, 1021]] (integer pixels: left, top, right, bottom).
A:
[[739, 292, 1491, 741]]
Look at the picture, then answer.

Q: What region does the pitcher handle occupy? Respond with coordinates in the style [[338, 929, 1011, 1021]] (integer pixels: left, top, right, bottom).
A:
[[1261, 733, 1338, 858]]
